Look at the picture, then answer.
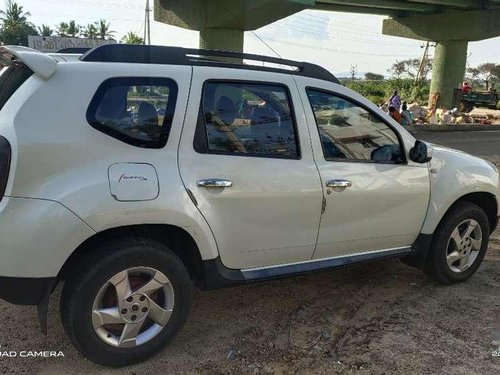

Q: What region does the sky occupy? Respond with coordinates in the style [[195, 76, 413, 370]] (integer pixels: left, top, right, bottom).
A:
[[10, 0, 500, 76]]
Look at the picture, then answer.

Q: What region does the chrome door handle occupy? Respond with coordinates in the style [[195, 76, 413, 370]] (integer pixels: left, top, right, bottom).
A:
[[326, 179, 352, 188], [197, 179, 233, 188]]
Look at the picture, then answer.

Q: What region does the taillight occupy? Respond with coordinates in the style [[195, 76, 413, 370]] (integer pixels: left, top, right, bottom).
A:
[[0, 136, 11, 200]]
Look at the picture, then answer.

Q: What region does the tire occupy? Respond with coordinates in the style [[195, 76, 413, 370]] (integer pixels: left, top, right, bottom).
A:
[[60, 238, 192, 367], [428, 202, 490, 285]]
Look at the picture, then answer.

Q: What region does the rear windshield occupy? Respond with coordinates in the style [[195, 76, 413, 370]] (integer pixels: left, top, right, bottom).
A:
[[0, 63, 33, 111]]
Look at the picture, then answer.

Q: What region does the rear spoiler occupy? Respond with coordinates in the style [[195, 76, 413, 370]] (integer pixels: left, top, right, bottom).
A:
[[0, 45, 57, 79]]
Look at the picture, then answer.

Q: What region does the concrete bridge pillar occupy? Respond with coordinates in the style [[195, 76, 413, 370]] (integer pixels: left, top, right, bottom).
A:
[[429, 40, 468, 110], [154, 0, 313, 53], [383, 9, 500, 109], [199, 27, 244, 51]]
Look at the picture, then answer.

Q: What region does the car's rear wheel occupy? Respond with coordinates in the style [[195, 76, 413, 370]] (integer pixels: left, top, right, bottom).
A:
[[60, 238, 192, 367], [428, 202, 490, 285]]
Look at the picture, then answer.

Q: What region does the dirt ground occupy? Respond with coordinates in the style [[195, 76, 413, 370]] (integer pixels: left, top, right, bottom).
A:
[[1, 160, 500, 375]]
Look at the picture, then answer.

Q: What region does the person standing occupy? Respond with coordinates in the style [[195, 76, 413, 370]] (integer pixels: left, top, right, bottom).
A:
[[389, 90, 401, 111], [400, 102, 413, 126], [389, 105, 402, 124]]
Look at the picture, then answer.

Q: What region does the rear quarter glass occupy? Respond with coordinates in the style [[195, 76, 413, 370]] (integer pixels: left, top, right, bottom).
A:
[[0, 63, 33, 111]]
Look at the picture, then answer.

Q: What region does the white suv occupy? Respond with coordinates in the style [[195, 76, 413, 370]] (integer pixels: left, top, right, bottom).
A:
[[0, 44, 499, 367]]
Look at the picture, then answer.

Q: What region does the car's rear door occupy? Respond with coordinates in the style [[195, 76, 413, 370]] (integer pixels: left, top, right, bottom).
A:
[[178, 67, 323, 270], [295, 77, 430, 260]]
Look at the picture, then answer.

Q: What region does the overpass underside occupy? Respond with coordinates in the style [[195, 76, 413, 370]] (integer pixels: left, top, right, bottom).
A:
[[155, 0, 500, 108]]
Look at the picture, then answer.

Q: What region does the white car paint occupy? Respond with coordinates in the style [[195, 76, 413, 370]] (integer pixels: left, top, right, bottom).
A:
[[178, 67, 323, 269], [1, 45, 58, 79], [294, 77, 430, 259], [421, 145, 500, 234], [0, 46, 498, 280]]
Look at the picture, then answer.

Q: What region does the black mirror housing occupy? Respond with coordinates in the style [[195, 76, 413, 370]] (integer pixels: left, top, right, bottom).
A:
[[409, 140, 432, 164]]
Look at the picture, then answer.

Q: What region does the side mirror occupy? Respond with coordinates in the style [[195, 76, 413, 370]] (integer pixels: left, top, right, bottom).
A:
[[409, 140, 432, 163]]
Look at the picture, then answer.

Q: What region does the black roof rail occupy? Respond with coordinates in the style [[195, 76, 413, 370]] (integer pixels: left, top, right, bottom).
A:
[[80, 44, 339, 84], [56, 47, 92, 54]]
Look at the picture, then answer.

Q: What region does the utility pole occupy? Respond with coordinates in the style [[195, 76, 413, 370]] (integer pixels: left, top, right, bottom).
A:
[[144, 0, 151, 45], [415, 41, 430, 82]]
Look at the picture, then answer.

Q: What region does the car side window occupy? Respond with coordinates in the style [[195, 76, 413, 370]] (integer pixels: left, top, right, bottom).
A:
[[87, 77, 178, 149], [306, 89, 403, 163], [195, 81, 300, 158]]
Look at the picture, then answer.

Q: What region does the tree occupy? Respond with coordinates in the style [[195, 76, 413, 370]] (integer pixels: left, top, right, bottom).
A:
[[467, 63, 500, 90], [390, 58, 432, 80], [364, 72, 384, 81], [66, 20, 80, 37], [121, 31, 144, 45], [349, 64, 358, 81], [82, 23, 98, 39], [0, 0, 38, 46], [96, 19, 114, 40], [56, 21, 69, 37], [55, 20, 80, 37], [37, 24, 53, 36]]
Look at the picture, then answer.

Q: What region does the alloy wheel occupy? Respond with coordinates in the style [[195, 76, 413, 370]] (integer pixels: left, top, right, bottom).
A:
[[446, 219, 482, 273], [91, 267, 175, 348]]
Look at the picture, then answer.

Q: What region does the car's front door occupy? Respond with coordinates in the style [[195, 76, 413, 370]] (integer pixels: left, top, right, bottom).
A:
[[178, 67, 323, 270], [296, 78, 430, 260]]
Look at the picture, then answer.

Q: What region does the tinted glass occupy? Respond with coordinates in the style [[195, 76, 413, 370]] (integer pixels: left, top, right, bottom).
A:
[[307, 89, 403, 163], [87, 77, 178, 148], [198, 82, 299, 158], [0, 63, 33, 111]]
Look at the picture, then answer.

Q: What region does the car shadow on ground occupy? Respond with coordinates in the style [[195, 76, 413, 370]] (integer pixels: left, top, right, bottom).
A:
[[1, 229, 499, 374]]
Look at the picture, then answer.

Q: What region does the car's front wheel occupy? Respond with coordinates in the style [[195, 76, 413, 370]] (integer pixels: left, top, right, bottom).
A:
[[428, 202, 490, 285], [60, 238, 192, 367]]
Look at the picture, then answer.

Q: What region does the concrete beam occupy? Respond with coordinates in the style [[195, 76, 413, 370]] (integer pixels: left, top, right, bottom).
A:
[[154, 0, 313, 31], [317, 0, 438, 13], [406, 0, 479, 8], [383, 9, 500, 41], [315, 3, 403, 15]]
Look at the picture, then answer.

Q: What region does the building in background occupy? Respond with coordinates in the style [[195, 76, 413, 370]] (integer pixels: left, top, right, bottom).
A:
[[28, 36, 116, 53]]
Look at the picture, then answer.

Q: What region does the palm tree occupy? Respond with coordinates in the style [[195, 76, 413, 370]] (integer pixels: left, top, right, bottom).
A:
[[55, 20, 80, 38], [37, 24, 53, 37], [121, 31, 143, 45], [56, 21, 69, 37], [66, 20, 80, 38], [96, 19, 115, 40], [0, 0, 30, 23], [82, 23, 98, 39], [0, 0, 38, 46]]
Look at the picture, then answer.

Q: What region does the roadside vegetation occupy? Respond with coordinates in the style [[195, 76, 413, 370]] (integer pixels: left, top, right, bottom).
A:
[[0, 0, 141, 45], [343, 59, 499, 108]]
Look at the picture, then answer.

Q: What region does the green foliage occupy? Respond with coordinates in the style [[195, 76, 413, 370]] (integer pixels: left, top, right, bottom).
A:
[[37, 24, 53, 36], [390, 58, 432, 81], [345, 78, 430, 106], [82, 23, 98, 39], [0, 0, 38, 46], [96, 19, 114, 40], [121, 31, 144, 45], [467, 62, 500, 91], [364, 72, 384, 81]]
